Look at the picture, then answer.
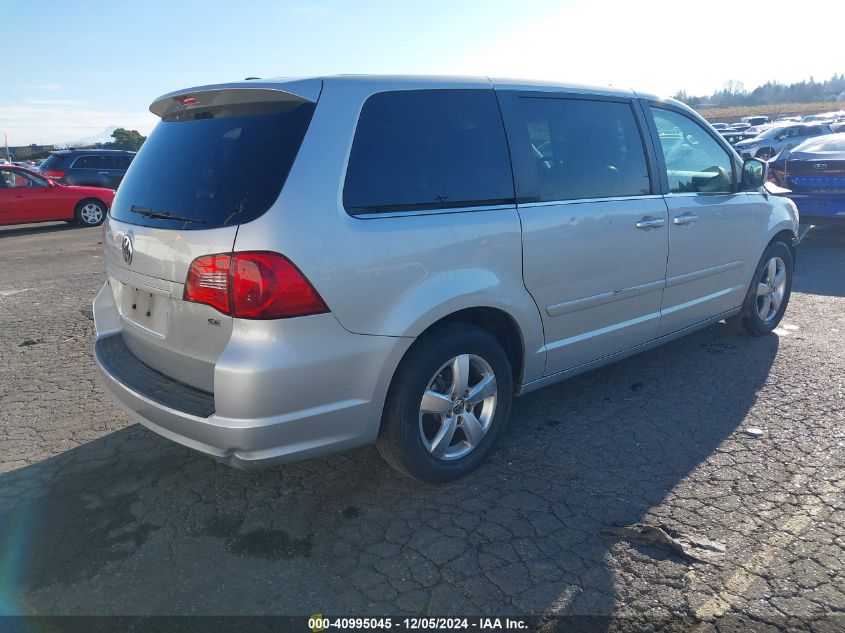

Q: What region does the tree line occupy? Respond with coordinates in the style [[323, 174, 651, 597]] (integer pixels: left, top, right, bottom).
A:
[[673, 74, 845, 108]]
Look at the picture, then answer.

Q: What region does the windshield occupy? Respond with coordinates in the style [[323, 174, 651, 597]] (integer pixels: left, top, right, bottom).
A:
[[110, 99, 315, 230]]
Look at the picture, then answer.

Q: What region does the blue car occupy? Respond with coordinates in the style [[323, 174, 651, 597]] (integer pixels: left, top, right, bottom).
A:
[[769, 134, 845, 225]]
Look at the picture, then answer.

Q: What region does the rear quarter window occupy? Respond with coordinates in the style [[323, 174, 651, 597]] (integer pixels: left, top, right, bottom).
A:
[[343, 90, 514, 215]]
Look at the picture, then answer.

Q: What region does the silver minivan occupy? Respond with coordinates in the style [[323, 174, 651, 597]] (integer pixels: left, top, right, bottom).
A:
[[94, 76, 799, 483]]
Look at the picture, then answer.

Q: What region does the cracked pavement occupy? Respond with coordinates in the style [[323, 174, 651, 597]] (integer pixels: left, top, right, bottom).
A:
[[0, 222, 843, 630]]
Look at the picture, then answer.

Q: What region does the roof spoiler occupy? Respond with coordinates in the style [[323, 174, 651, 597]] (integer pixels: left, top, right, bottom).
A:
[[149, 78, 322, 119]]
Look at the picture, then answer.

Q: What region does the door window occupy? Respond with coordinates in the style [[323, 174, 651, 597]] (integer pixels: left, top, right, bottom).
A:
[[650, 107, 734, 194], [515, 97, 651, 201]]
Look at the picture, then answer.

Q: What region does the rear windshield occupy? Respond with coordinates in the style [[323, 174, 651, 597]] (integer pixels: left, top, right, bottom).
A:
[[39, 153, 66, 171], [110, 99, 315, 230]]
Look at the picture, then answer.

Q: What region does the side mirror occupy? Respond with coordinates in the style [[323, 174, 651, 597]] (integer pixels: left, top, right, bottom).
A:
[[742, 158, 767, 188]]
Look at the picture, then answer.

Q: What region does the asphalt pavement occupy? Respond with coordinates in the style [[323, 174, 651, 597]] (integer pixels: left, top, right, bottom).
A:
[[0, 221, 843, 631]]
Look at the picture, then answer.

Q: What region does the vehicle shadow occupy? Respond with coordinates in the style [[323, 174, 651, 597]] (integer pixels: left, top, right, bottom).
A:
[[0, 322, 778, 624], [0, 222, 89, 239], [793, 225, 845, 297]]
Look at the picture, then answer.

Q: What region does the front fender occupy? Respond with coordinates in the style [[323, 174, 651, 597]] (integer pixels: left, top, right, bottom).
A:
[[743, 193, 799, 287]]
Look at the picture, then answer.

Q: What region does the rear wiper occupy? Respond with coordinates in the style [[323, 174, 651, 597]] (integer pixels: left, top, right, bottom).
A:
[[130, 205, 206, 225]]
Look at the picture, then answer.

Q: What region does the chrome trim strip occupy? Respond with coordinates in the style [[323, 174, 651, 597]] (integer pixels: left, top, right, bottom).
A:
[[546, 279, 665, 317], [543, 310, 661, 352], [519, 194, 664, 209], [665, 261, 744, 288], [661, 285, 744, 316], [106, 268, 173, 296]]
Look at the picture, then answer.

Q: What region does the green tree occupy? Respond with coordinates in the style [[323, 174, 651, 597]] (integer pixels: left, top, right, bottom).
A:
[[110, 128, 146, 151]]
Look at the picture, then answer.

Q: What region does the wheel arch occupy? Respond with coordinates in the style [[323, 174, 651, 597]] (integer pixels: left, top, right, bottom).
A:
[[75, 196, 109, 210], [417, 306, 527, 391]]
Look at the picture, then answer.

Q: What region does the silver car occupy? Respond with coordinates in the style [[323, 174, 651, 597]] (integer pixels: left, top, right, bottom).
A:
[[735, 122, 833, 159], [94, 76, 799, 483]]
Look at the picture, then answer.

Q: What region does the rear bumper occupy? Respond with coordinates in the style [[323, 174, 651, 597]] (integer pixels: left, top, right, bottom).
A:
[[93, 283, 412, 468]]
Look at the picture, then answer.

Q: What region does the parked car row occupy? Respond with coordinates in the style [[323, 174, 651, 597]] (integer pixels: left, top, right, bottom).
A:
[[710, 111, 845, 153]]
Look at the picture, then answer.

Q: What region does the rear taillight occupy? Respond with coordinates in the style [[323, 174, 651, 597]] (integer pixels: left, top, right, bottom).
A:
[[184, 252, 328, 319], [42, 170, 65, 180], [185, 254, 231, 314]]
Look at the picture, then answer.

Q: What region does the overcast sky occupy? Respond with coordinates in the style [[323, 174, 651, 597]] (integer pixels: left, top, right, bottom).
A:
[[3, 0, 843, 146]]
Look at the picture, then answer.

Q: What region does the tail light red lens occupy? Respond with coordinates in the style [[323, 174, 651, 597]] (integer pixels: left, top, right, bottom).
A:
[[184, 252, 328, 320], [42, 170, 65, 180], [184, 254, 231, 314]]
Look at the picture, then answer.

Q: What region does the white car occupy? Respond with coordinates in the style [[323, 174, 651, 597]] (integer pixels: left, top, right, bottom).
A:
[[734, 123, 833, 159]]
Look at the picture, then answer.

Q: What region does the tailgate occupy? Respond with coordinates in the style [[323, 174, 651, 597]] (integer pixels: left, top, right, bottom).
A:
[[99, 81, 319, 391], [103, 218, 238, 392]]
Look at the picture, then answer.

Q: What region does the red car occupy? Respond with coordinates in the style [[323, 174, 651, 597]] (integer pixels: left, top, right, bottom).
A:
[[0, 165, 114, 227]]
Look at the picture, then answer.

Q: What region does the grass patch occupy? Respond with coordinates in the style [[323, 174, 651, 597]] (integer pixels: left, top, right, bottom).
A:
[[696, 101, 841, 122]]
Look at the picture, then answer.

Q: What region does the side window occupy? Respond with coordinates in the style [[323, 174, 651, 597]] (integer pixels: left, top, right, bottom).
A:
[[650, 107, 734, 194], [72, 155, 101, 169], [16, 171, 47, 187], [0, 170, 45, 188], [0, 169, 15, 188], [343, 90, 514, 214], [516, 97, 650, 201]]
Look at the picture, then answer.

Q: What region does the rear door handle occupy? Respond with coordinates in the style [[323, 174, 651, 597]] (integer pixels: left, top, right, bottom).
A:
[[635, 216, 666, 230], [673, 213, 699, 225]]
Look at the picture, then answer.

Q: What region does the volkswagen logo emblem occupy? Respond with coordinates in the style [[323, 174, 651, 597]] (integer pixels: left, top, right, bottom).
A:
[[813, 163, 828, 170], [121, 234, 134, 265]]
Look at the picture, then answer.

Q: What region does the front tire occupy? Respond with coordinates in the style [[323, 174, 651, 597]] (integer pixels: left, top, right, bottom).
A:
[[726, 241, 793, 336], [377, 323, 513, 484], [75, 199, 106, 226]]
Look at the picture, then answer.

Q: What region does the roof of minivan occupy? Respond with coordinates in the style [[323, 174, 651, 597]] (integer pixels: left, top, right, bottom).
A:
[[151, 74, 665, 115], [324, 74, 655, 99]]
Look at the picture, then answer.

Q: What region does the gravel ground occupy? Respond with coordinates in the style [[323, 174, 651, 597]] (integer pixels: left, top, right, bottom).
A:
[[0, 221, 843, 631]]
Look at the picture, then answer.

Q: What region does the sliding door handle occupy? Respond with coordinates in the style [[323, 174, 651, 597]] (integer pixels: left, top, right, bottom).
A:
[[673, 213, 699, 225], [635, 216, 665, 230]]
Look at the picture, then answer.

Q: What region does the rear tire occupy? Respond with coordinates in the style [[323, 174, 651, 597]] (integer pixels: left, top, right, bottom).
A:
[[75, 199, 106, 226], [377, 323, 513, 484], [726, 241, 793, 336]]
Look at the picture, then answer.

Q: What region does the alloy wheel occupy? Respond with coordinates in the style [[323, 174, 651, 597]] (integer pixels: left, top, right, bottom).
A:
[[80, 203, 104, 225], [756, 256, 786, 323], [418, 354, 498, 461]]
